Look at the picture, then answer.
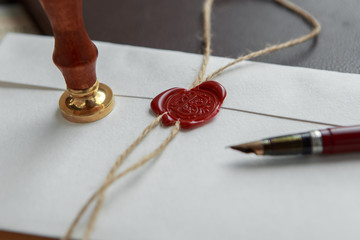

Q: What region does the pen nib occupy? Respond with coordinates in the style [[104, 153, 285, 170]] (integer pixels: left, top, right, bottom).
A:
[[230, 145, 254, 153], [229, 141, 264, 155]]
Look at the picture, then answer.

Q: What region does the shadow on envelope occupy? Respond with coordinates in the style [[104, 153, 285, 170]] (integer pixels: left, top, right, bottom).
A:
[[228, 153, 360, 169]]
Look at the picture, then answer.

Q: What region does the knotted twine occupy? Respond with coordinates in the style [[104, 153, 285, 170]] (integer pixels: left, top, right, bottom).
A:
[[63, 0, 321, 239]]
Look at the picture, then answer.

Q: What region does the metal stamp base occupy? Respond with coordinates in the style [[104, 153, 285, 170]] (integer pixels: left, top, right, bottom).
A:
[[59, 80, 114, 123]]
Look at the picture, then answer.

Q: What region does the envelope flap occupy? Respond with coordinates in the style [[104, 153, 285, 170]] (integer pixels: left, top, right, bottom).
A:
[[0, 33, 359, 126]]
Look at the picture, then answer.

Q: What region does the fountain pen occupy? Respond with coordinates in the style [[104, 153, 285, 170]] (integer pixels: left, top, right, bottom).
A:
[[230, 125, 360, 156]]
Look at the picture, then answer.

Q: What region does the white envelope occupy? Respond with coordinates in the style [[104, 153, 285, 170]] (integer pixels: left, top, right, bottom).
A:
[[1, 33, 360, 240]]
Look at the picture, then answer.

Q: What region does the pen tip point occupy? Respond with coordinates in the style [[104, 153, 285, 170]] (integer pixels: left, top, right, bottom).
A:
[[229, 141, 264, 155], [230, 145, 254, 153]]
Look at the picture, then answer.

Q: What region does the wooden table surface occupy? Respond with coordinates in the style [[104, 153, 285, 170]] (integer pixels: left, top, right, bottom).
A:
[[0, 230, 56, 240]]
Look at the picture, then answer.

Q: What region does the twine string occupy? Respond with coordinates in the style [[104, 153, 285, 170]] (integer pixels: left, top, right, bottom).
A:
[[63, 0, 320, 239], [190, 0, 321, 88], [192, 0, 214, 87], [82, 121, 180, 240], [63, 114, 179, 240], [83, 112, 167, 238]]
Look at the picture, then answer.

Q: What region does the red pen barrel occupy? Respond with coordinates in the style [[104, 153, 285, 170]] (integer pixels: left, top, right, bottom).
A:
[[321, 125, 360, 154]]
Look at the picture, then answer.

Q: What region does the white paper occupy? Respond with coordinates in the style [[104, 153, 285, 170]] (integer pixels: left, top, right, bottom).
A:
[[1, 33, 360, 240]]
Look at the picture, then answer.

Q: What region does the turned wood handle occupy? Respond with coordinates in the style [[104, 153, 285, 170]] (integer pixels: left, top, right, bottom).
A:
[[39, 0, 97, 90]]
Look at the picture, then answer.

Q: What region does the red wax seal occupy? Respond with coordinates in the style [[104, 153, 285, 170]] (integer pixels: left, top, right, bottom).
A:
[[151, 81, 226, 129]]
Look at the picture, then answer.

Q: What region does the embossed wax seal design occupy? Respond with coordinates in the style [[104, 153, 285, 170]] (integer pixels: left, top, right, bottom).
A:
[[151, 81, 226, 129]]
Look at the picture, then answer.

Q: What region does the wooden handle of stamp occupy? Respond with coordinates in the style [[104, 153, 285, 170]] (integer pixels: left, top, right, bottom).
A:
[[39, 0, 97, 90]]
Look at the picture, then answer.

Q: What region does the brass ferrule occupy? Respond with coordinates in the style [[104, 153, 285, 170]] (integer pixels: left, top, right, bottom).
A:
[[263, 130, 323, 155], [67, 80, 100, 98], [263, 134, 306, 155]]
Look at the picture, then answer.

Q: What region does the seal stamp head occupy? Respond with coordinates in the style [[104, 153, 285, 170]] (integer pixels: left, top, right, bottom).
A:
[[151, 81, 226, 129]]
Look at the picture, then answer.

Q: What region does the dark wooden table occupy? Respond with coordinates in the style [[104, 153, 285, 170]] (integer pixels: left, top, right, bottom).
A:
[[0, 230, 55, 240], [21, 0, 360, 74]]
